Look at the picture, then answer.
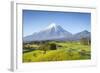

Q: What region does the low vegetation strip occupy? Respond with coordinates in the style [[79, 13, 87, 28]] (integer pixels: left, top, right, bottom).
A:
[[23, 41, 91, 62]]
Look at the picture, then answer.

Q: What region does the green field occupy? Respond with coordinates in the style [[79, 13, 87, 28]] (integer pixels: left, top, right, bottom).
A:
[[23, 41, 91, 62]]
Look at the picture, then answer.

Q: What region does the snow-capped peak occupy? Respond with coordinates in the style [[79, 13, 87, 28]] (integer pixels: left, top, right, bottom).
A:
[[48, 23, 58, 28], [45, 23, 60, 30]]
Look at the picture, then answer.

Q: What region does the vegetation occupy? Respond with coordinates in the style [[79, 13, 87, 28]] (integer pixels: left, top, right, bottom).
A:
[[80, 38, 91, 45], [49, 43, 57, 50], [23, 40, 91, 62]]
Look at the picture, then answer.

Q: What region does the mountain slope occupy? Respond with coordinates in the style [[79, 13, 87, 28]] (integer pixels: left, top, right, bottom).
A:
[[73, 30, 91, 40], [23, 23, 91, 42], [24, 23, 72, 42]]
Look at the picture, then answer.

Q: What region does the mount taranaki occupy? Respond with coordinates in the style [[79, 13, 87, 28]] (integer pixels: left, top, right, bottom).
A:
[[23, 23, 90, 42]]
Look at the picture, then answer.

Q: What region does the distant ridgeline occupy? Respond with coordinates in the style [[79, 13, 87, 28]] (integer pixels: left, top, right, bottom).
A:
[[23, 23, 91, 42]]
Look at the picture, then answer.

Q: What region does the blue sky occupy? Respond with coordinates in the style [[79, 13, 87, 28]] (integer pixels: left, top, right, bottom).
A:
[[23, 10, 91, 37]]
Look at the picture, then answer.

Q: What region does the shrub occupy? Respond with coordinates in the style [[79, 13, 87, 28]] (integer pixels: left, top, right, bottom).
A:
[[49, 43, 57, 50], [78, 50, 86, 56]]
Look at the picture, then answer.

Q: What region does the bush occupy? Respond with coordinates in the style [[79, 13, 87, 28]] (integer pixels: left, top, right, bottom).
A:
[[78, 50, 86, 56], [49, 43, 57, 50]]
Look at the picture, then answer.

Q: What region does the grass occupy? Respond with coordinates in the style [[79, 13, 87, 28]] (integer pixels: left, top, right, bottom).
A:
[[23, 41, 91, 62]]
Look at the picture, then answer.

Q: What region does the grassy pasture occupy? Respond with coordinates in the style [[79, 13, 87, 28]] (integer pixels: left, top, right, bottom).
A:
[[23, 41, 91, 62]]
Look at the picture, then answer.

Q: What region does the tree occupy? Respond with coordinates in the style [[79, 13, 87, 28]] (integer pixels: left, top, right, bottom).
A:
[[80, 38, 90, 45], [39, 43, 49, 54], [49, 43, 57, 50]]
